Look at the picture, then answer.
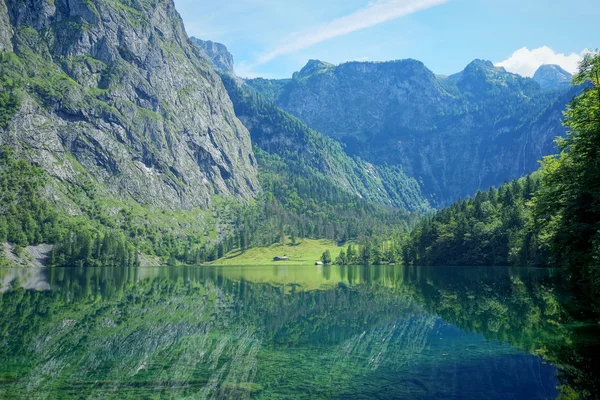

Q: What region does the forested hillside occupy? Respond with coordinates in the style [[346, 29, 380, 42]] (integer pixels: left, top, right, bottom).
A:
[[221, 73, 430, 212], [404, 175, 543, 267], [0, 147, 139, 267], [403, 54, 600, 292]]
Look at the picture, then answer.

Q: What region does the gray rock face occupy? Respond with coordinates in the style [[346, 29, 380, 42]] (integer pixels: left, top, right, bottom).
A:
[[248, 59, 573, 206], [1, 243, 53, 268], [0, 0, 12, 51], [0, 0, 258, 210], [274, 59, 448, 144], [191, 37, 235, 74], [533, 64, 572, 90]]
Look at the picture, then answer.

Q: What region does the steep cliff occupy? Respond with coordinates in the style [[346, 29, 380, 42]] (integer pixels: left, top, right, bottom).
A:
[[248, 59, 574, 206], [0, 0, 258, 211]]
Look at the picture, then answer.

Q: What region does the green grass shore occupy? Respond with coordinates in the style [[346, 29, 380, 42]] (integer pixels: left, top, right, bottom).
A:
[[210, 238, 344, 266]]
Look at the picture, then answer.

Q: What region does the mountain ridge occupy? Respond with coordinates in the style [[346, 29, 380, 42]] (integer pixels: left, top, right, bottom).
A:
[[246, 57, 575, 206], [220, 73, 431, 211]]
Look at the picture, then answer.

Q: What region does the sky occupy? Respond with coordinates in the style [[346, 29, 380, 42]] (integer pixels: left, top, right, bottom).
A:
[[174, 0, 597, 79]]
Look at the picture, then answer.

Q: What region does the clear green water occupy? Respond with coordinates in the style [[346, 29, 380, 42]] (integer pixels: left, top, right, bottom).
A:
[[0, 265, 598, 399]]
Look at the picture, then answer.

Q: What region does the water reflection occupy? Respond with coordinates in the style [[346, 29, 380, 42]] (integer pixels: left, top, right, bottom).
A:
[[0, 265, 597, 399]]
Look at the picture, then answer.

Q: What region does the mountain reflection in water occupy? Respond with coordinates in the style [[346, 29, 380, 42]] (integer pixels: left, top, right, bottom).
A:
[[1, 265, 598, 399]]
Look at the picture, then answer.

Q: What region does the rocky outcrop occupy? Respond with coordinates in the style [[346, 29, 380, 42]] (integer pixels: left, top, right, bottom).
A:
[[0, 0, 12, 52], [0, 0, 258, 210], [1, 243, 53, 268], [191, 37, 235, 74], [248, 59, 573, 206], [533, 64, 572, 90], [294, 59, 334, 79]]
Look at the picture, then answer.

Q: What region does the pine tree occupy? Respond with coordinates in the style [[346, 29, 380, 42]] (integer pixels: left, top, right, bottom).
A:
[[335, 248, 347, 265], [346, 244, 355, 264], [535, 53, 600, 283]]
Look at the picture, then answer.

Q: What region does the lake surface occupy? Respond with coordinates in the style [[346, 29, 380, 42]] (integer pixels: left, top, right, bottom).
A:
[[1, 265, 598, 399]]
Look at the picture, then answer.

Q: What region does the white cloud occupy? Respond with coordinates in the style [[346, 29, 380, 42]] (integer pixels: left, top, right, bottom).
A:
[[495, 46, 587, 77], [253, 0, 447, 66]]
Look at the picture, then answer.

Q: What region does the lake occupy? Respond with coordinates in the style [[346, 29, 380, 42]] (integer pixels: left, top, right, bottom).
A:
[[1, 265, 598, 399]]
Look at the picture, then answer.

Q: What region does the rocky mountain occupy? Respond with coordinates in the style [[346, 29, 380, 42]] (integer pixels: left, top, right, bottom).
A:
[[182, 37, 430, 211], [220, 74, 430, 211], [191, 36, 235, 74], [182, 36, 429, 211], [0, 0, 258, 213], [533, 64, 572, 90], [247, 59, 575, 206], [0, 0, 579, 247]]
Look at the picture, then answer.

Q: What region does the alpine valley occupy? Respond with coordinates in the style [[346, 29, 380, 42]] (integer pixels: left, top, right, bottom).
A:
[[3, 0, 600, 398], [0, 0, 592, 272]]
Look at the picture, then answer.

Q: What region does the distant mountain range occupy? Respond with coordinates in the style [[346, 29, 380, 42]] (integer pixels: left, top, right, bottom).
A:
[[244, 58, 576, 206], [191, 36, 577, 208]]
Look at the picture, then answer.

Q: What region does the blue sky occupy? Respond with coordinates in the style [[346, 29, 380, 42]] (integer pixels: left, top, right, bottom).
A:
[[174, 0, 597, 79]]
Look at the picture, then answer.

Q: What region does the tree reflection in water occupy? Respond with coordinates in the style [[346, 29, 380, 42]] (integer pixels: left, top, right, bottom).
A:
[[0, 265, 597, 399]]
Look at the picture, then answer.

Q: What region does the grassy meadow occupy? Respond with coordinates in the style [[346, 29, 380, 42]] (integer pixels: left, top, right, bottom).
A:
[[210, 238, 345, 266]]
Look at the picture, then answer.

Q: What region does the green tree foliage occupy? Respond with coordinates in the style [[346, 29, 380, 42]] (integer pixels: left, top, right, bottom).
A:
[[216, 148, 416, 252], [321, 250, 331, 264], [403, 54, 600, 295], [51, 230, 139, 268], [404, 176, 543, 267], [334, 237, 403, 266], [0, 147, 142, 267], [0, 147, 60, 250], [0, 53, 22, 129], [534, 53, 600, 285]]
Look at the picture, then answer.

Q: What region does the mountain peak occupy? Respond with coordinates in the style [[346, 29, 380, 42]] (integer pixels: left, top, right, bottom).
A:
[[296, 59, 334, 79], [465, 59, 496, 71], [535, 64, 570, 75], [191, 37, 235, 74], [447, 58, 537, 97], [533, 64, 572, 90], [456, 59, 507, 81]]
